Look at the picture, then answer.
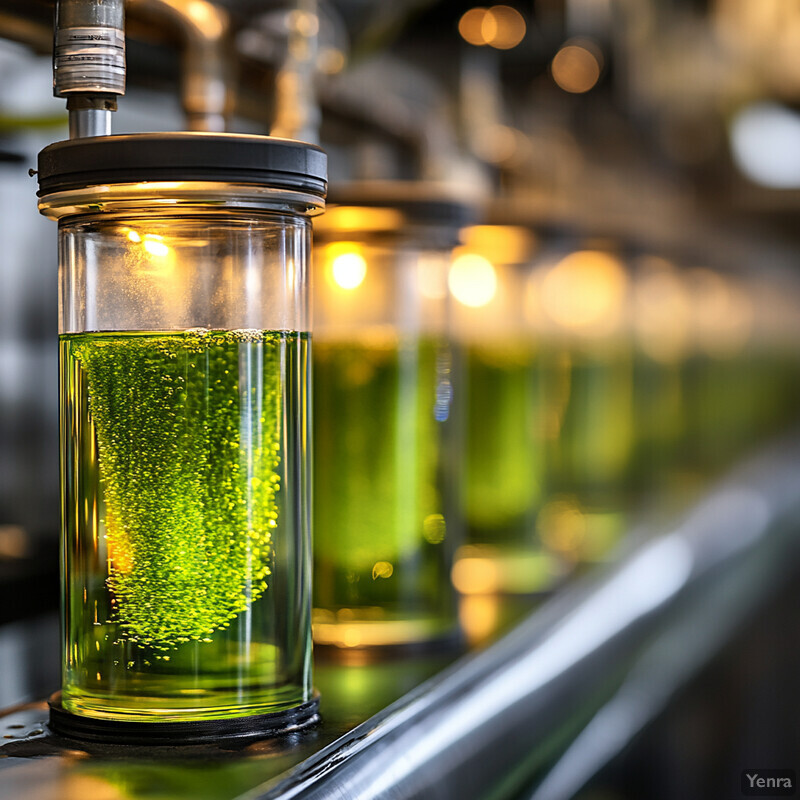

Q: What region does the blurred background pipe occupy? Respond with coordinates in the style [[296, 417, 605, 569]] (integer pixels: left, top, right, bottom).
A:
[[271, 0, 320, 143], [127, 0, 233, 132]]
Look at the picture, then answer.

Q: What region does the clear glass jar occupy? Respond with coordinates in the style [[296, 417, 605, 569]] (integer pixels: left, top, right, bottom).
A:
[[526, 237, 633, 566], [37, 133, 325, 731], [311, 186, 470, 653], [449, 224, 556, 598]]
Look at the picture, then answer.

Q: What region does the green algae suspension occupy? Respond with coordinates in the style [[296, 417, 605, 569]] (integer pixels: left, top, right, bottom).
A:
[[60, 329, 311, 720], [66, 330, 281, 648]]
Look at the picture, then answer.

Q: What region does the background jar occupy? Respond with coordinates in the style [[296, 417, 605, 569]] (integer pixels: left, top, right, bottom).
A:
[[311, 185, 473, 654], [448, 224, 559, 604], [37, 133, 325, 732]]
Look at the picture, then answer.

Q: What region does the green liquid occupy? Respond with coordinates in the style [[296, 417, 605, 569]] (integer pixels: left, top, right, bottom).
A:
[[60, 329, 311, 720], [631, 354, 685, 489], [544, 345, 634, 498], [312, 335, 457, 647], [460, 340, 555, 595], [463, 340, 543, 532], [537, 344, 633, 564]]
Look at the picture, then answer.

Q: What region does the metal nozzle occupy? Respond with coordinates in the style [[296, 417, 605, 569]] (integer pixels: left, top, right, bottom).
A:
[[54, 0, 126, 138]]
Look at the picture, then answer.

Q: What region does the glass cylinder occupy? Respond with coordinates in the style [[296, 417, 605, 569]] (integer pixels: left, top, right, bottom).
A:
[[311, 186, 470, 653], [527, 237, 634, 566], [449, 224, 556, 598], [37, 133, 325, 731]]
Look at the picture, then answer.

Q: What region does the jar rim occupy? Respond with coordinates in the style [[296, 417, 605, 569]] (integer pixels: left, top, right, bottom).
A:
[[38, 180, 325, 220]]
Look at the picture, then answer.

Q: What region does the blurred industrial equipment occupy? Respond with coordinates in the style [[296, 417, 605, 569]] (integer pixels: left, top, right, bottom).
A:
[[1, 0, 800, 796]]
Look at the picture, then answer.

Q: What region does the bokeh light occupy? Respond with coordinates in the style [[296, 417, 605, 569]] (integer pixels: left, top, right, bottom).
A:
[[551, 40, 602, 93], [449, 252, 498, 308], [458, 5, 526, 50], [541, 250, 627, 333]]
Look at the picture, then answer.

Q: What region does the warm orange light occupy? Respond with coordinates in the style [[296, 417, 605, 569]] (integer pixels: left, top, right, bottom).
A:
[[332, 252, 367, 290], [317, 205, 403, 234], [452, 555, 501, 594], [552, 40, 602, 93], [449, 252, 498, 308], [323, 242, 368, 290], [485, 5, 526, 49], [143, 236, 169, 258], [462, 225, 535, 266], [541, 250, 627, 333], [459, 7, 489, 46], [459, 5, 526, 49], [459, 594, 501, 645]]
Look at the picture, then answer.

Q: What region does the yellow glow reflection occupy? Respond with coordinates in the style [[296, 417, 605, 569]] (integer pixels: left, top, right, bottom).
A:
[[541, 250, 627, 333], [317, 206, 403, 234], [449, 252, 498, 308], [552, 40, 602, 94], [143, 236, 169, 258], [324, 243, 368, 291], [462, 224, 535, 266], [186, 0, 226, 39], [313, 617, 443, 648], [459, 594, 501, 646], [371, 561, 394, 579], [452, 555, 501, 594], [128, 231, 175, 275], [332, 253, 367, 290]]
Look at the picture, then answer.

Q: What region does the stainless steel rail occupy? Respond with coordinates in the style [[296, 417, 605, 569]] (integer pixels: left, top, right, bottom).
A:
[[243, 439, 800, 800]]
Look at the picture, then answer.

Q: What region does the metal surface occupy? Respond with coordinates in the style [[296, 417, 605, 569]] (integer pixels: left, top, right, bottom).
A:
[[68, 106, 110, 137], [53, 0, 126, 97], [0, 653, 451, 799], [1, 440, 799, 799], [243, 439, 800, 800]]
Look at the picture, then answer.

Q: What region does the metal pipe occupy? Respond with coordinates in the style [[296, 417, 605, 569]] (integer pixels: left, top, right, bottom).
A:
[[243, 437, 800, 800], [68, 106, 111, 138], [271, 0, 321, 144], [54, 0, 126, 139], [126, 0, 233, 132]]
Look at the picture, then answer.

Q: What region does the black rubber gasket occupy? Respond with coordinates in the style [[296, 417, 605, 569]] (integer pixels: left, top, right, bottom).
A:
[[36, 132, 327, 198], [48, 692, 321, 745]]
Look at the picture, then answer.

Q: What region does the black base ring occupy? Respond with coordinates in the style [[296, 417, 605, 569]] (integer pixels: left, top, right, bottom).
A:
[[48, 692, 320, 745]]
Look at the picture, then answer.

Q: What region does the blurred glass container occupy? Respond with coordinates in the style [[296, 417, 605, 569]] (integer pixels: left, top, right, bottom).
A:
[[678, 264, 800, 478], [449, 224, 556, 598], [681, 267, 757, 475], [629, 254, 691, 496], [311, 184, 472, 654], [37, 133, 325, 732], [527, 238, 633, 565]]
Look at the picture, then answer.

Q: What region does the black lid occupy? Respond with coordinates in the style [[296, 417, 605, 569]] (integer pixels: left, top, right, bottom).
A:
[[37, 132, 327, 198], [327, 181, 479, 230]]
